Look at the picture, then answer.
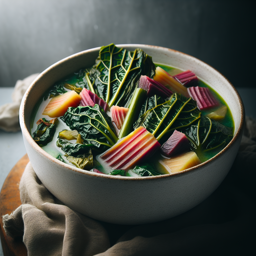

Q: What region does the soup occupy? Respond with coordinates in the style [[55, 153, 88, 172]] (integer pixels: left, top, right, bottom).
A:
[[30, 44, 234, 177]]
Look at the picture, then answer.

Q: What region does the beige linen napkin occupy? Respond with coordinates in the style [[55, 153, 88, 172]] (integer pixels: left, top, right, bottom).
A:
[[3, 162, 110, 256], [2, 117, 256, 256], [0, 74, 39, 132]]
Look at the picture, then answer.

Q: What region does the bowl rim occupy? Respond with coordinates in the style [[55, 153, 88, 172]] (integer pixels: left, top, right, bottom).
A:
[[19, 44, 244, 181]]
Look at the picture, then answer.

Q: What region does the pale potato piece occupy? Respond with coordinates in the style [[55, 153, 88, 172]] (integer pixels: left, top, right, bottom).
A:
[[159, 151, 201, 174]]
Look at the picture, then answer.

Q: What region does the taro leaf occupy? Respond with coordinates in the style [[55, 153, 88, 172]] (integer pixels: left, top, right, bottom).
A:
[[61, 105, 118, 153], [57, 136, 94, 169], [65, 153, 93, 170], [142, 54, 156, 78], [138, 95, 166, 119], [74, 68, 93, 91], [87, 43, 155, 107], [132, 165, 161, 176], [76, 68, 87, 79], [57, 138, 92, 156], [32, 118, 58, 146], [180, 116, 233, 153], [84, 68, 99, 95], [166, 99, 201, 135], [44, 68, 88, 100], [44, 84, 67, 100], [134, 93, 197, 141], [109, 169, 126, 176]]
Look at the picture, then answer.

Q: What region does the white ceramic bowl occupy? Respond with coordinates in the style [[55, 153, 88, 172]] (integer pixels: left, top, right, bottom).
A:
[[19, 45, 244, 225]]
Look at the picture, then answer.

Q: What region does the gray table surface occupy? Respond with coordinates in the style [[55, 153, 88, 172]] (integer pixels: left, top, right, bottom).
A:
[[0, 87, 255, 255]]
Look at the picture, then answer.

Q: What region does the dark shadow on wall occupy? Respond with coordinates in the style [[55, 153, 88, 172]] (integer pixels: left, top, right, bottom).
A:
[[0, 0, 255, 88]]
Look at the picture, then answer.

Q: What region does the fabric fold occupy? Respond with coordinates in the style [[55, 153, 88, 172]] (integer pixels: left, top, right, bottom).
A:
[[3, 163, 110, 256], [0, 74, 39, 132]]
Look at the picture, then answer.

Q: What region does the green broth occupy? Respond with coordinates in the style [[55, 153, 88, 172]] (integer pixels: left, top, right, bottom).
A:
[[30, 63, 234, 175]]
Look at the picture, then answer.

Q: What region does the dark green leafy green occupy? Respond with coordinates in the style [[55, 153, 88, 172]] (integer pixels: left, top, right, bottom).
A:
[[86, 43, 155, 107], [134, 93, 199, 141], [72, 68, 93, 91], [138, 94, 166, 119], [109, 169, 126, 176], [164, 99, 201, 138], [43, 68, 87, 100], [57, 136, 94, 169], [56, 154, 66, 163], [180, 116, 233, 156], [32, 118, 58, 146], [44, 84, 67, 100], [84, 69, 98, 94], [61, 105, 118, 153], [57, 138, 92, 156], [76, 68, 87, 79], [132, 165, 161, 176]]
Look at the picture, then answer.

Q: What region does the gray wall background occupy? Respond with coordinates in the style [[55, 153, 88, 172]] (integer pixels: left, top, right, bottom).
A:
[[0, 0, 255, 88]]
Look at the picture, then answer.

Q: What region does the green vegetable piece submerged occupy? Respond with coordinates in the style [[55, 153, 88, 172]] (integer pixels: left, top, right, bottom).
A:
[[132, 165, 161, 176], [85, 43, 155, 107], [56, 154, 66, 163], [109, 169, 127, 176], [57, 134, 94, 170], [65, 153, 93, 170], [57, 138, 92, 156], [180, 116, 233, 160], [44, 84, 67, 100], [44, 82, 83, 100], [61, 104, 118, 153], [32, 118, 58, 146]]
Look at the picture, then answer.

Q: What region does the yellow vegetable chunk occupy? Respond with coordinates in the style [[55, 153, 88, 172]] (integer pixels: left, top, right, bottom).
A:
[[154, 67, 189, 98], [58, 129, 79, 140], [43, 91, 81, 117], [206, 105, 227, 121], [76, 134, 84, 144], [159, 151, 201, 174]]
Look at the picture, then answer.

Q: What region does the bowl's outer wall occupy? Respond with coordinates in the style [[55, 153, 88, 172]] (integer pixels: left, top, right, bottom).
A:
[[20, 45, 243, 225], [23, 135, 241, 225]]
